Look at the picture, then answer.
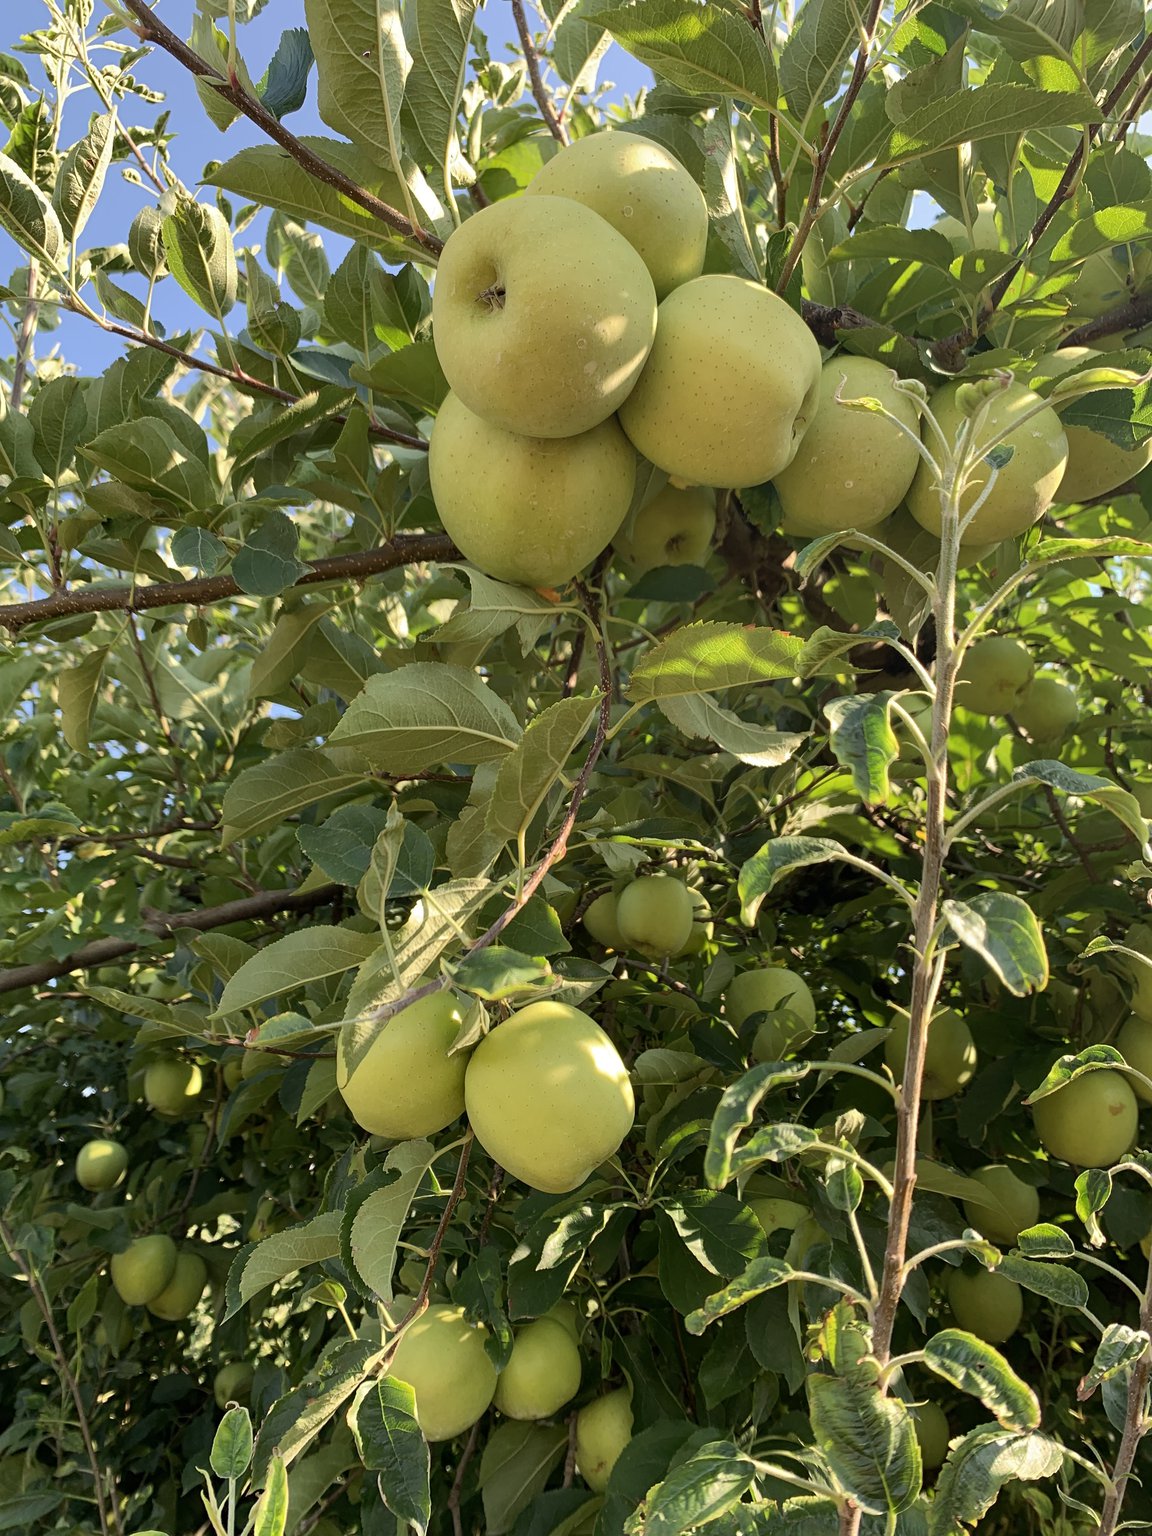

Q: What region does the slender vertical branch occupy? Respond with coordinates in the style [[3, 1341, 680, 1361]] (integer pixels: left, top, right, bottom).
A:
[[1097, 1243, 1152, 1535], [511, 0, 568, 145], [9, 258, 40, 411]]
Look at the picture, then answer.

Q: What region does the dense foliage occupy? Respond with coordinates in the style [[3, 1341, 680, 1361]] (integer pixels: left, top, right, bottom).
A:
[[2, 3, 1152, 1536]]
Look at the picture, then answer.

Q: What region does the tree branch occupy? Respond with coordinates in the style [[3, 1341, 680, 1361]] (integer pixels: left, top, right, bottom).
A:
[[511, 0, 568, 145], [1062, 289, 1152, 347], [120, 0, 443, 257], [0, 883, 340, 995], [0, 533, 457, 632]]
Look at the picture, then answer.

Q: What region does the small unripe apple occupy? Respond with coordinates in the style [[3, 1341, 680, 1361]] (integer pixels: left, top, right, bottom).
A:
[[1117, 1014, 1152, 1103], [575, 1388, 633, 1492], [962, 1164, 1040, 1245], [1032, 1067, 1138, 1167], [908, 380, 1067, 546], [1037, 348, 1152, 501], [582, 892, 625, 951], [774, 356, 922, 537], [885, 1010, 976, 1100], [222, 1056, 244, 1091], [111, 1234, 178, 1306], [912, 1400, 951, 1470], [337, 990, 470, 1140], [1012, 673, 1079, 741], [431, 195, 657, 440], [429, 391, 636, 590], [947, 1267, 1023, 1343], [75, 1139, 128, 1192], [143, 1056, 203, 1117], [464, 1001, 634, 1193], [618, 274, 822, 489], [956, 636, 1033, 717], [725, 967, 817, 1060], [494, 1317, 582, 1419], [214, 1361, 254, 1409], [614, 483, 716, 575], [615, 874, 695, 958], [148, 1251, 208, 1321], [677, 890, 714, 956], [526, 130, 708, 300], [389, 1304, 497, 1442]]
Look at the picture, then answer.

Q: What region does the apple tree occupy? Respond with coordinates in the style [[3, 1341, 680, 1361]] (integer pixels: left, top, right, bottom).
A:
[[1, 2, 1152, 1535]]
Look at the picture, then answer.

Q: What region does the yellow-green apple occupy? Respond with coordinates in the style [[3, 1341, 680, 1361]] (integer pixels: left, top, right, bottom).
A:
[[431, 195, 656, 438], [527, 130, 707, 299], [1012, 673, 1079, 741], [617, 275, 821, 489], [948, 1267, 1023, 1342], [429, 391, 635, 589], [1117, 1013, 1152, 1103], [912, 1401, 951, 1470], [111, 1234, 178, 1306], [725, 967, 816, 1060], [885, 1010, 976, 1099], [575, 1389, 633, 1492], [1032, 1067, 1138, 1166], [143, 1056, 202, 1116], [337, 990, 470, 1139], [614, 483, 716, 573], [464, 1001, 634, 1193], [961, 1164, 1040, 1244], [75, 1138, 128, 1192], [214, 1361, 254, 1409], [1035, 347, 1152, 501], [955, 636, 1033, 716], [494, 1316, 582, 1419], [615, 874, 695, 958], [581, 892, 625, 951], [390, 1304, 498, 1441], [148, 1251, 208, 1321]]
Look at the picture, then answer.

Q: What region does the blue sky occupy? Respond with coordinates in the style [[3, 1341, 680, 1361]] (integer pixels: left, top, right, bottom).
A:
[[3, 1, 650, 378]]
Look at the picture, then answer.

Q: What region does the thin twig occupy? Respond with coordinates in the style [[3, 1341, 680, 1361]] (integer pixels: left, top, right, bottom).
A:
[[9, 258, 40, 412], [448, 1421, 481, 1536], [511, 0, 568, 145], [0, 533, 456, 632], [120, 0, 443, 255], [1097, 1248, 1152, 1535], [1063, 289, 1152, 347]]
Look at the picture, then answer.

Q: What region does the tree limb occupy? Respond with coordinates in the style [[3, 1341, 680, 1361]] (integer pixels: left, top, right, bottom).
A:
[[0, 533, 458, 632], [1062, 289, 1152, 347], [120, 0, 444, 257], [511, 0, 568, 145], [0, 884, 340, 995]]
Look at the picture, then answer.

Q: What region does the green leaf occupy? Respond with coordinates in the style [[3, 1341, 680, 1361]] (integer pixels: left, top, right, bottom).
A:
[[628, 1440, 756, 1536], [593, 1, 778, 112], [52, 112, 114, 242], [484, 694, 598, 850], [230, 386, 355, 489], [27, 376, 87, 484], [58, 647, 108, 752], [825, 693, 900, 806], [210, 1407, 254, 1480], [351, 342, 449, 413], [162, 197, 237, 317], [298, 804, 394, 885], [215, 926, 380, 1014], [779, 0, 858, 123], [172, 524, 228, 576], [254, 1338, 379, 1478], [221, 747, 370, 842], [328, 663, 522, 773], [259, 27, 315, 118], [807, 1375, 921, 1517], [927, 1427, 1062, 1536], [480, 1422, 569, 1536], [1025, 1044, 1127, 1104], [432, 567, 556, 652], [232, 509, 308, 597], [0, 147, 64, 264], [878, 86, 1100, 168], [401, 0, 479, 187], [448, 946, 554, 1002], [704, 1061, 812, 1188], [921, 1330, 1040, 1431], [305, 0, 410, 169], [738, 836, 847, 925], [1011, 759, 1150, 848], [658, 689, 807, 767], [700, 106, 760, 280], [627, 622, 802, 703], [354, 1379, 431, 1535], [252, 1453, 289, 1536], [684, 1256, 794, 1334], [660, 1190, 764, 1278], [995, 1253, 1089, 1310], [341, 1141, 439, 1303], [82, 418, 216, 513], [1079, 1323, 1149, 1401], [224, 1212, 343, 1317], [1049, 201, 1152, 262], [941, 892, 1048, 996]]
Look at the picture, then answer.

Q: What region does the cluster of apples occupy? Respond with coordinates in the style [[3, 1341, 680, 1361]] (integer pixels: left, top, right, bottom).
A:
[[957, 634, 1080, 740]]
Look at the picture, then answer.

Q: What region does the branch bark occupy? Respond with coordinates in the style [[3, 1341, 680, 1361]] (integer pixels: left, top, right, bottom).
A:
[[0, 533, 457, 632], [1097, 1251, 1152, 1535], [1062, 289, 1152, 347], [0, 883, 339, 994], [511, 0, 568, 145], [120, 0, 443, 256]]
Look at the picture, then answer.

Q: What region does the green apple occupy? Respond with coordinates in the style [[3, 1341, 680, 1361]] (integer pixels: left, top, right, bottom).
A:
[[429, 391, 636, 590], [725, 967, 817, 1060], [464, 1000, 634, 1193], [934, 200, 999, 251], [545, 1301, 582, 1342], [147, 1251, 208, 1321], [527, 130, 708, 300], [615, 874, 695, 958], [111, 1234, 178, 1307], [617, 274, 822, 489], [1126, 922, 1152, 1020], [575, 1388, 633, 1492], [241, 1048, 287, 1080], [947, 1267, 1023, 1343], [885, 1010, 977, 1100], [431, 195, 656, 439], [1067, 249, 1131, 318], [390, 1304, 498, 1441], [494, 1316, 582, 1419], [582, 892, 625, 951], [143, 1056, 203, 1117], [961, 1164, 1040, 1245], [1036, 348, 1152, 502], [1032, 1067, 1138, 1167], [214, 1361, 254, 1409], [748, 1196, 808, 1238], [955, 636, 1033, 717], [222, 1055, 244, 1091], [912, 1401, 951, 1470], [774, 357, 922, 537], [75, 1138, 128, 1192], [614, 483, 716, 574], [908, 380, 1068, 546], [337, 990, 470, 1140], [677, 889, 714, 956], [1117, 1014, 1152, 1103], [1012, 673, 1079, 741]]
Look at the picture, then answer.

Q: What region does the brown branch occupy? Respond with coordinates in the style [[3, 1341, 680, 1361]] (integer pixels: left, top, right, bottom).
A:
[[0, 533, 457, 632], [767, 114, 787, 229], [120, 0, 443, 256], [66, 304, 428, 451], [775, 0, 885, 294], [511, 0, 568, 145], [447, 1421, 481, 1536], [0, 1217, 122, 1536], [0, 883, 339, 995], [1098, 1247, 1152, 1535], [799, 298, 877, 346], [1062, 289, 1152, 347]]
